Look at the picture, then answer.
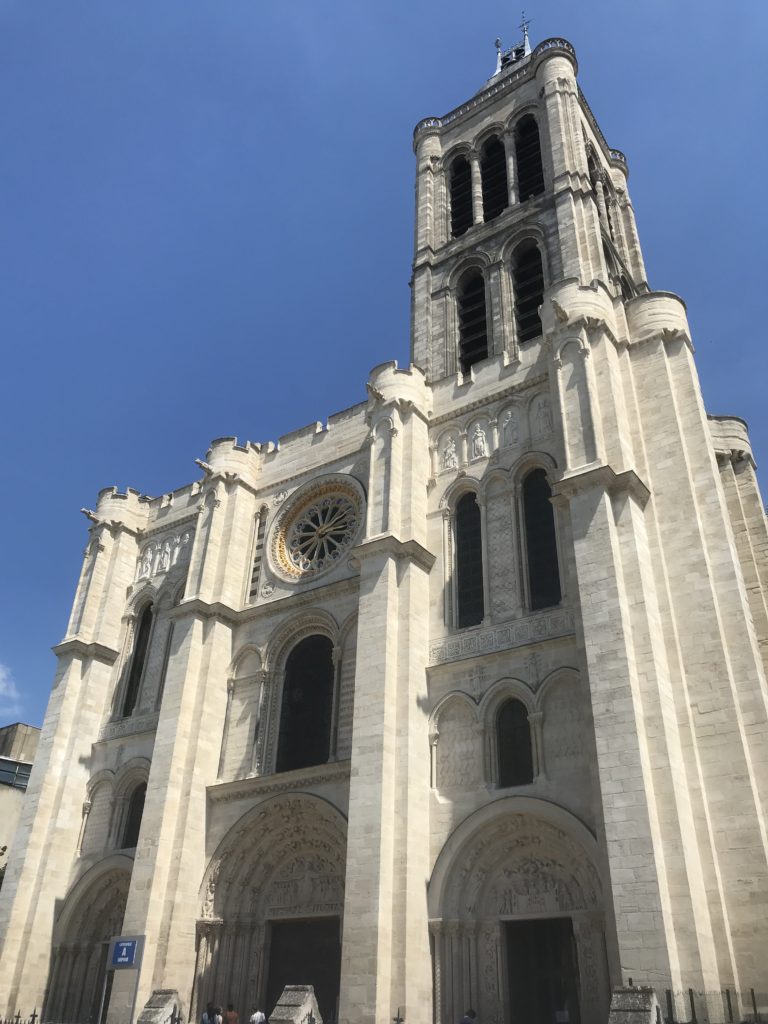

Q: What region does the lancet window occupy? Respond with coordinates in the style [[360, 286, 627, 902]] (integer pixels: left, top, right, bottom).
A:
[[497, 698, 534, 787], [122, 603, 153, 718], [514, 115, 545, 200], [455, 492, 484, 628], [449, 155, 473, 238], [480, 135, 509, 221], [457, 270, 489, 373], [512, 242, 544, 344], [276, 635, 335, 773], [522, 468, 561, 610], [121, 782, 146, 849]]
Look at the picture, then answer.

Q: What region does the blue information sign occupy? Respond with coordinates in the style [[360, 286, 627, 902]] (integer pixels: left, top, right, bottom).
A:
[[111, 939, 139, 968]]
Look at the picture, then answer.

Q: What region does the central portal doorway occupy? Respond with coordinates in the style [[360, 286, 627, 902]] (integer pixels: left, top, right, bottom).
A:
[[265, 917, 341, 1023], [505, 918, 581, 1024]]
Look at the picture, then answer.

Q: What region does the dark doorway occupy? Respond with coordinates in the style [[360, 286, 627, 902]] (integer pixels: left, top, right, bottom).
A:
[[265, 918, 341, 1023], [505, 918, 581, 1024]]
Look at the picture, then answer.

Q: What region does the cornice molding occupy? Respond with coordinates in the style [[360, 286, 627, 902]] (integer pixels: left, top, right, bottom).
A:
[[52, 638, 120, 664], [552, 464, 650, 508], [208, 759, 351, 804], [351, 534, 436, 573]]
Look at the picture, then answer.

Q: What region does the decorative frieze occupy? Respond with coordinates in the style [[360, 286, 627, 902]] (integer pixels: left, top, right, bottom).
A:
[[135, 530, 193, 581], [430, 607, 574, 665]]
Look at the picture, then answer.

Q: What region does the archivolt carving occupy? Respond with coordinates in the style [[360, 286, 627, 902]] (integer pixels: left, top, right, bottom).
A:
[[433, 805, 601, 921], [200, 794, 347, 922]]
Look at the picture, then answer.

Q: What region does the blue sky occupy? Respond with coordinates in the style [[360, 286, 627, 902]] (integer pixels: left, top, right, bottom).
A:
[[1, 1, 767, 729]]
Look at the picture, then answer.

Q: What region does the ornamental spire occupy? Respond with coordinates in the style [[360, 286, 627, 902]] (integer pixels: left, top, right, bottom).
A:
[[519, 11, 532, 56]]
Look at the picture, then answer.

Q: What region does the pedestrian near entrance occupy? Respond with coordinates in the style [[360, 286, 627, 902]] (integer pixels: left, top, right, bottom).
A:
[[460, 1009, 477, 1024], [203, 1003, 222, 1024], [249, 1010, 266, 1024], [225, 1004, 239, 1024]]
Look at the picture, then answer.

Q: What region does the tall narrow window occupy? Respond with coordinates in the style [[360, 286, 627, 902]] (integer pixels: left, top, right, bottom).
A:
[[123, 603, 153, 717], [457, 270, 488, 373], [455, 492, 484, 628], [497, 699, 533, 787], [450, 155, 473, 238], [514, 116, 545, 200], [523, 469, 561, 610], [481, 136, 508, 221], [276, 635, 334, 773], [513, 243, 544, 344], [121, 782, 146, 848]]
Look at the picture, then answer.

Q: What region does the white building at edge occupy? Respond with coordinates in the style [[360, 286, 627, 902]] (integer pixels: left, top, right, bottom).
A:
[[1, 31, 767, 1024]]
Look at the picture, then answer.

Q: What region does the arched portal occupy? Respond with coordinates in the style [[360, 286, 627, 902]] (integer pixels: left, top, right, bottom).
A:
[[43, 863, 131, 1024], [194, 794, 347, 1024], [429, 799, 609, 1024]]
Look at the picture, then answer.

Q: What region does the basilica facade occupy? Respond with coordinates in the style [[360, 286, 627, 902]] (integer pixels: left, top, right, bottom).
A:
[[1, 32, 767, 1024]]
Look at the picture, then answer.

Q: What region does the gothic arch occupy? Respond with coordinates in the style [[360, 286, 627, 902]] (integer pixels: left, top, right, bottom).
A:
[[447, 251, 493, 291], [438, 473, 483, 510], [473, 122, 507, 152], [264, 609, 339, 674], [193, 794, 347, 1021], [45, 858, 132, 1024]]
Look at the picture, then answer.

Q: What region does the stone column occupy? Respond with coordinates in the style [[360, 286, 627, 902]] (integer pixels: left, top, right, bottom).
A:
[[476, 495, 492, 624], [469, 151, 483, 225], [503, 130, 517, 205], [338, 536, 435, 1024]]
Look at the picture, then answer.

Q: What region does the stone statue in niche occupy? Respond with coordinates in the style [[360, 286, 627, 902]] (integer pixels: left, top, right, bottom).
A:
[[138, 546, 154, 579], [500, 410, 519, 447], [442, 436, 458, 471], [471, 423, 488, 459], [159, 540, 171, 573], [533, 396, 553, 436]]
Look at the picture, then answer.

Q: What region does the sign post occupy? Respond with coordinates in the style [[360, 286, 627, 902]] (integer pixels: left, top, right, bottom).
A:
[[100, 935, 145, 1024]]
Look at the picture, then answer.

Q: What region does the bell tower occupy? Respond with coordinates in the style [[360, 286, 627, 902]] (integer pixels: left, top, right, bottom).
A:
[[410, 32, 647, 382]]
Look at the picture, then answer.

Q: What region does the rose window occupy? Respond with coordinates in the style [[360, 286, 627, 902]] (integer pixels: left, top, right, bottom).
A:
[[270, 478, 365, 582], [286, 495, 358, 572]]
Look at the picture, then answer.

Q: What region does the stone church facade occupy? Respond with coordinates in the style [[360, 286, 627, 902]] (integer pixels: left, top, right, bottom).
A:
[[1, 32, 767, 1024]]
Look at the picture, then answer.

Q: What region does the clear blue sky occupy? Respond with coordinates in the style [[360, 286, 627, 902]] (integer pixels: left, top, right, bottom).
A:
[[2, 1, 766, 728]]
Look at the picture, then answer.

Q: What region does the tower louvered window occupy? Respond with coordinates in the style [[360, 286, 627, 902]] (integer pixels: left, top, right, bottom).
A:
[[515, 116, 545, 200], [123, 603, 153, 717], [455, 492, 484, 628], [523, 469, 561, 610], [121, 783, 146, 848], [513, 244, 544, 343], [457, 270, 488, 373], [497, 699, 533, 787], [481, 136, 508, 221], [450, 155, 473, 238]]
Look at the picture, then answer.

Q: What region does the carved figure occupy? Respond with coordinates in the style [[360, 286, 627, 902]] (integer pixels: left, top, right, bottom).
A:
[[500, 410, 519, 447], [442, 436, 458, 470], [534, 396, 553, 436], [159, 540, 171, 573], [139, 546, 154, 579], [471, 423, 488, 459]]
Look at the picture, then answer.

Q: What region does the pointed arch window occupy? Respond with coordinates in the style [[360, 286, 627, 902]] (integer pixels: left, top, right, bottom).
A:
[[457, 270, 489, 373], [449, 155, 473, 238], [512, 243, 544, 344], [455, 492, 484, 628], [481, 136, 508, 221], [121, 782, 146, 849], [497, 699, 533, 787], [514, 115, 545, 200], [522, 468, 561, 610], [276, 635, 335, 773], [123, 603, 153, 718]]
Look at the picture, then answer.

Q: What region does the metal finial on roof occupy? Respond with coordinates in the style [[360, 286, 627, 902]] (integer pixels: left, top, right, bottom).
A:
[[518, 11, 532, 55], [494, 37, 503, 75]]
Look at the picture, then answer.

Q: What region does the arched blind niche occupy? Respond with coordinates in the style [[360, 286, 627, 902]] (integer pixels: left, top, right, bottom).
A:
[[122, 782, 146, 849], [455, 493, 484, 628], [497, 699, 533, 787], [514, 115, 545, 200], [522, 469, 561, 610], [123, 603, 153, 717], [449, 155, 473, 238], [513, 243, 544, 344], [457, 270, 488, 374], [481, 136, 508, 221], [276, 635, 335, 773]]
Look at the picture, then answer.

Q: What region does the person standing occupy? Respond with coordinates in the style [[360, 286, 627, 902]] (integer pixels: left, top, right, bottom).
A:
[[224, 1004, 239, 1024], [249, 1009, 266, 1024]]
